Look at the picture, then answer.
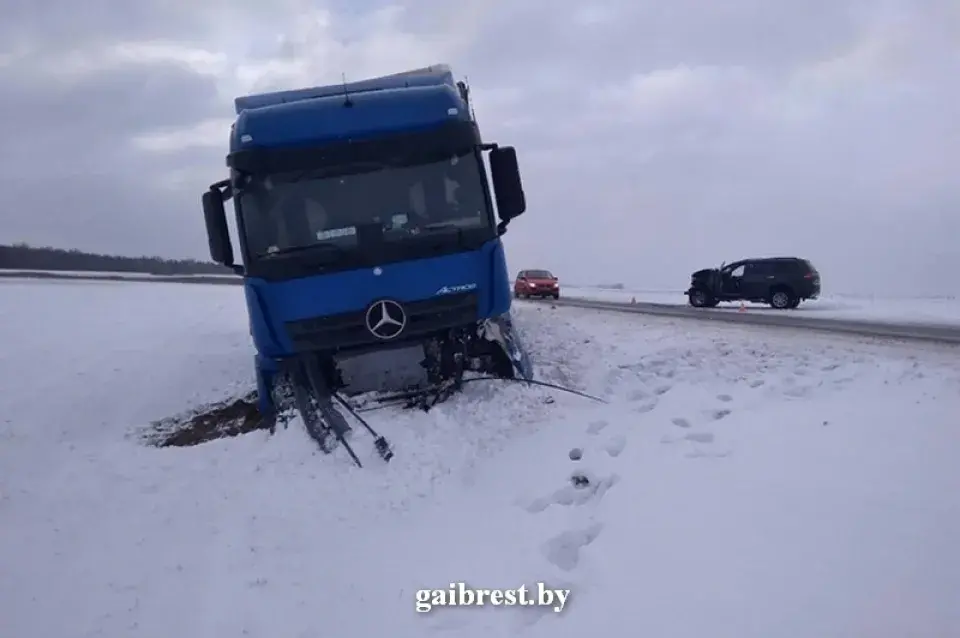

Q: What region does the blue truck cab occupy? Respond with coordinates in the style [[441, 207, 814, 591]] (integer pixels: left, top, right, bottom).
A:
[[201, 65, 532, 419]]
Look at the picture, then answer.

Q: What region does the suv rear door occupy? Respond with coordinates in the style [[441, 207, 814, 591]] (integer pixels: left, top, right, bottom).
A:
[[740, 261, 775, 298]]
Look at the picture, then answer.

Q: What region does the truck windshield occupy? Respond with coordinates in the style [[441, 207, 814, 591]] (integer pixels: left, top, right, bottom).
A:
[[238, 151, 490, 260]]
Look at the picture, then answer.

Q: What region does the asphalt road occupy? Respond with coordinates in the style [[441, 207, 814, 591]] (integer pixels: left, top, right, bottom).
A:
[[534, 296, 960, 346]]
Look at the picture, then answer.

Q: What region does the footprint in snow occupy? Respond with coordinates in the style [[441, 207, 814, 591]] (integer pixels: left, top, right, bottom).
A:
[[671, 417, 691, 428], [684, 431, 715, 444], [782, 385, 812, 399], [716, 394, 733, 402], [633, 401, 658, 415], [542, 522, 604, 571], [604, 435, 627, 457], [586, 419, 608, 435], [523, 471, 620, 513], [708, 408, 731, 421], [686, 449, 732, 459], [748, 379, 765, 388]]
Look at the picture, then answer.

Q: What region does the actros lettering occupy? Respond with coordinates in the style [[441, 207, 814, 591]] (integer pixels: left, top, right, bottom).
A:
[[436, 283, 478, 295]]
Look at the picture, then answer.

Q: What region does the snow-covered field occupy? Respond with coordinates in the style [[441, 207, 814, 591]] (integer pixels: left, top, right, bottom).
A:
[[2, 277, 959, 638], [565, 286, 960, 327], [0, 268, 238, 280]]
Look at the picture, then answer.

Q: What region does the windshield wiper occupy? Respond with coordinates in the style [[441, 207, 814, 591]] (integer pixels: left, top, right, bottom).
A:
[[256, 242, 346, 260]]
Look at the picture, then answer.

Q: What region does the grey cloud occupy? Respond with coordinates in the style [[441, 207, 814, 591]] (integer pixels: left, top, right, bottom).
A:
[[1, 3, 206, 51], [1, 62, 223, 164], [0, 26, 228, 257], [436, 0, 865, 91], [2, 0, 958, 295]]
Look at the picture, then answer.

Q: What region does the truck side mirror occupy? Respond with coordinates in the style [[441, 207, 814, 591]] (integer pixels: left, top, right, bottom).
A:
[[202, 188, 235, 267], [489, 146, 526, 221]]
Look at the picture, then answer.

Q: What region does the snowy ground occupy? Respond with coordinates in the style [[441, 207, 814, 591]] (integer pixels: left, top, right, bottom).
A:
[[564, 286, 960, 327], [0, 268, 238, 280], [2, 277, 959, 638]]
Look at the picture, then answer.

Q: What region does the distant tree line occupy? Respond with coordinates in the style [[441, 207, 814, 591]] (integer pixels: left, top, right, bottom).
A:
[[0, 243, 234, 276]]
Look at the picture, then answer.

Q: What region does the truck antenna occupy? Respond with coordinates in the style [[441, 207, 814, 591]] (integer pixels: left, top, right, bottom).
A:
[[341, 72, 354, 107]]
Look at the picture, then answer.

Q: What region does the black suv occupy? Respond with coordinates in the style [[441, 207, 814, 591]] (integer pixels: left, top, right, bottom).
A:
[[685, 257, 821, 309]]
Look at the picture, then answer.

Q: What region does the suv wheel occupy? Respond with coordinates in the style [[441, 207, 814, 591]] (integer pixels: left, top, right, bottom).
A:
[[770, 290, 793, 309], [688, 288, 712, 308]]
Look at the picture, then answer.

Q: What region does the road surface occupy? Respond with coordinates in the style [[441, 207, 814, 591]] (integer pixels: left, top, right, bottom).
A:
[[534, 296, 960, 345]]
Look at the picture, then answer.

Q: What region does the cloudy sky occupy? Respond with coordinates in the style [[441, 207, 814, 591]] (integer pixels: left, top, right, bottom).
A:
[[1, 0, 957, 294]]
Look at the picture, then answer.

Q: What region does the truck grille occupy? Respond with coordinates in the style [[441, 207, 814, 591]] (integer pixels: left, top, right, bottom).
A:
[[284, 292, 479, 353]]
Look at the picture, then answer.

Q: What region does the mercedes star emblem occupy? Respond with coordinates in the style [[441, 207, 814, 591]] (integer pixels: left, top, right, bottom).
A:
[[365, 299, 406, 340]]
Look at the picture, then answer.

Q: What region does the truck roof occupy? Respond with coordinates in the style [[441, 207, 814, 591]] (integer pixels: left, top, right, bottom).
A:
[[231, 83, 470, 151], [233, 64, 455, 115]]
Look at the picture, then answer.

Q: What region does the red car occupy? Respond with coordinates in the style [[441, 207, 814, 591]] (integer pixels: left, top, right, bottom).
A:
[[514, 269, 560, 299]]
